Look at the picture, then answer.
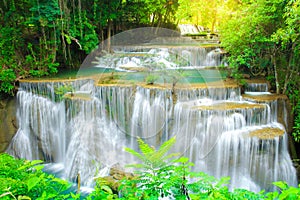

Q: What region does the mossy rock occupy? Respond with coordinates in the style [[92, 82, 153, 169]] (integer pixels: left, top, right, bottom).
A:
[[249, 127, 285, 139]]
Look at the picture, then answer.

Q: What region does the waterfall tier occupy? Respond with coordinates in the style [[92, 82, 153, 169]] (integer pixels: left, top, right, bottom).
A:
[[245, 82, 269, 93], [6, 77, 297, 192]]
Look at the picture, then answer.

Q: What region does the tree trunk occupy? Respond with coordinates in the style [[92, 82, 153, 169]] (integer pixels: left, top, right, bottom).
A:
[[107, 19, 112, 53], [78, 0, 83, 38], [151, 13, 156, 26], [271, 51, 280, 94], [155, 14, 162, 34], [52, 21, 57, 63], [59, 0, 67, 62], [282, 43, 295, 94]]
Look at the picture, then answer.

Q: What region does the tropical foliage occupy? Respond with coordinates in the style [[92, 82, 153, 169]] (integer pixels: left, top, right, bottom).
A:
[[219, 0, 300, 142], [0, 153, 78, 200], [0, 0, 180, 95], [176, 0, 242, 33], [220, 0, 298, 93], [1, 138, 299, 199]]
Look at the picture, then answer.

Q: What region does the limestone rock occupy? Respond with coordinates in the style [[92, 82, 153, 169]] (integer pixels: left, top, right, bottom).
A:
[[0, 97, 17, 152], [97, 164, 134, 193]]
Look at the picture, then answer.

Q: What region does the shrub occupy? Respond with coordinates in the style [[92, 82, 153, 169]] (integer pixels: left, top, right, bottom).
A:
[[0, 153, 75, 200]]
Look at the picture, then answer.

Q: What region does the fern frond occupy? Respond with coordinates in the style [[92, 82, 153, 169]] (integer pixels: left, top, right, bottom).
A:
[[162, 152, 181, 161], [124, 147, 147, 162], [137, 137, 155, 156], [151, 137, 177, 167], [124, 147, 155, 170], [159, 137, 176, 153], [125, 137, 178, 170]]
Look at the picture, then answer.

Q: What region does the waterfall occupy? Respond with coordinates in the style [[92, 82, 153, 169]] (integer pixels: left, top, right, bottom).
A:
[[7, 79, 297, 191], [6, 42, 297, 192], [105, 46, 224, 69], [245, 82, 269, 92], [212, 128, 296, 192], [64, 97, 129, 185], [8, 89, 66, 162], [130, 86, 173, 146]]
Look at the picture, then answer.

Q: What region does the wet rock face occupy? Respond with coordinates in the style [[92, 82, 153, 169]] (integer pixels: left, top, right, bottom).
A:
[[0, 97, 18, 152], [298, 166, 300, 182], [293, 160, 300, 182]]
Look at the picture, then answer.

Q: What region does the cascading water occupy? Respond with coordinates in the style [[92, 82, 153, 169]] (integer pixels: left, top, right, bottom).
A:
[[6, 28, 297, 193], [97, 45, 225, 69], [172, 99, 296, 192], [7, 78, 297, 192], [245, 82, 269, 93]]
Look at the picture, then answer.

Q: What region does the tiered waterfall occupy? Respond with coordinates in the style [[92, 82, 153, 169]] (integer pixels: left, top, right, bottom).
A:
[[7, 46, 297, 192]]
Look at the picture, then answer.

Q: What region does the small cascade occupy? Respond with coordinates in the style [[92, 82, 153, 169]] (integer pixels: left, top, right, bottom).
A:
[[168, 46, 224, 67], [63, 97, 129, 185], [171, 97, 297, 191], [105, 46, 224, 69], [7, 89, 66, 162], [242, 94, 290, 132], [213, 126, 296, 192], [176, 85, 240, 101], [204, 48, 223, 66], [95, 85, 135, 133], [129, 86, 173, 146], [245, 81, 270, 93], [178, 24, 200, 35]]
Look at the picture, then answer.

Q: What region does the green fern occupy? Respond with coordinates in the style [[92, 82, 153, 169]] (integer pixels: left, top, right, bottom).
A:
[[124, 137, 179, 170], [121, 137, 244, 199], [122, 137, 188, 199]]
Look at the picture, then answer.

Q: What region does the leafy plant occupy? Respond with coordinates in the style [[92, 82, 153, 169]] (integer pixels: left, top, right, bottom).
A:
[[1, 144, 300, 200], [0, 69, 17, 95], [120, 137, 188, 199], [86, 178, 119, 200], [265, 181, 300, 200], [292, 103, 300, 142], [120, 137, 234, 199], [145, 74, 159, 85], [0, 153, 74, 200], [54, 84, 74, 101]]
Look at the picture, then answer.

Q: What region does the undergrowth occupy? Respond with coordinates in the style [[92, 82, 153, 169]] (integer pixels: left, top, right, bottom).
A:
[[0, 137, 299, 199]]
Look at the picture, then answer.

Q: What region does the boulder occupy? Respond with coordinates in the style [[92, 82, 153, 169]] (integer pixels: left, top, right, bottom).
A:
[[97, 164, 134, 193]]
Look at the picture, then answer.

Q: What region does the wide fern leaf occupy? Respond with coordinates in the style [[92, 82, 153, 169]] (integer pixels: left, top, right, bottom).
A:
[[125, 137, 178, 170]]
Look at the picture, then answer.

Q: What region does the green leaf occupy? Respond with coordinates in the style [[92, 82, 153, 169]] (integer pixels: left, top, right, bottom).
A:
[[137, 137, 155, 156], [33, 165, 44, 171], [27, 176, 41, 192], [273, 181, 288, 190], [163, 152, 181, 161], [101, 185, 113, 194], [17, 196, 31, 200], [70, 193, 80, 199], [215, 177, 230, 188], [64, 34, 72, 45], [30, 160, 43, 165]]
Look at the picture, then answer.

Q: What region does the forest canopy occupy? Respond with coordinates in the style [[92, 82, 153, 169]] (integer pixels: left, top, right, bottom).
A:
[[219, 0, 300, 143], [0, 0, 243, 95]]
